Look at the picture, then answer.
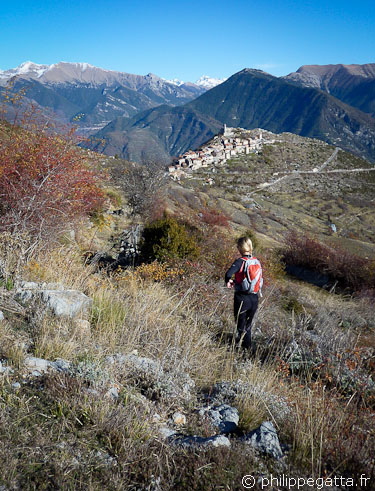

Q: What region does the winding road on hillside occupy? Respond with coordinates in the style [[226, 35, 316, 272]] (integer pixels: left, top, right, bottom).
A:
[[250, 147, 375, 195]]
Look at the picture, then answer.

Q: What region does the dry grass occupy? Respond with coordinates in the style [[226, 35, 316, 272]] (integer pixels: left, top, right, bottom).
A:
[[1, 238, 375, 487]]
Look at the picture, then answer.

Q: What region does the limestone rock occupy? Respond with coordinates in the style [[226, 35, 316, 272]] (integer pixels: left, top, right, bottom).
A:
[[15, 283, 92, 319], [171, 434, 231, 449], [243, 421, 283, 459], [24, 356, 53, 372], [199, 404, 239, 433], [210, 381, 291, 421], [24, 356, 71, 375], [40, 290, 92, 318], [172, 412, 186, 425], [51, 358, 71, 372]]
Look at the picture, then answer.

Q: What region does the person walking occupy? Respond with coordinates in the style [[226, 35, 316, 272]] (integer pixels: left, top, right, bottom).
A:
[[225, 236, 263, 350]]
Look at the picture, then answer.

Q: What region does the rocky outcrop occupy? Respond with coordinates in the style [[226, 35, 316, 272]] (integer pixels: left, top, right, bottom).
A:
[[209, 380, 291, 421], [15, 282, 92, 318]]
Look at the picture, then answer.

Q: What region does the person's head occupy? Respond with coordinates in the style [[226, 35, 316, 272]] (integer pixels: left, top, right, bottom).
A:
[[237, 236, 253, 255]]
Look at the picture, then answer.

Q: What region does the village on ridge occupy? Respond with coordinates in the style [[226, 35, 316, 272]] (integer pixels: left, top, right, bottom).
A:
[[168, 125, 276, 181]]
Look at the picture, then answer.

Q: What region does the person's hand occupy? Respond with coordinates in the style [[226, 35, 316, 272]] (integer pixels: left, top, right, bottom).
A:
[[227, 280, 234, 289]]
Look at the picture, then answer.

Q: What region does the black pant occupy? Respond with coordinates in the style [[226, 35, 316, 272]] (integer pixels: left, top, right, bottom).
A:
[[234, 293, 258, 349]]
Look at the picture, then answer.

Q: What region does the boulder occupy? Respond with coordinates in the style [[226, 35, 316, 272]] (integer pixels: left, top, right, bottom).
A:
[[242, 421, 283, 459], [16, 282, 92, 319]]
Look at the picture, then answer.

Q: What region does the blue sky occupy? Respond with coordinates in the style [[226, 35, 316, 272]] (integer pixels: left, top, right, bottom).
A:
[[1, 0, 374, 81]]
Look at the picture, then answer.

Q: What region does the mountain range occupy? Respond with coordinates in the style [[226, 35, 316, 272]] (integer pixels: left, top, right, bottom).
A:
[[91, 66, 375, 163], [0, 62, 216, 133], [1, 61, 375, 163]]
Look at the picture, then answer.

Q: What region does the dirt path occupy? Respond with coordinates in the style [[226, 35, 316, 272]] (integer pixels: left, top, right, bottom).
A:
[[250, 147, 375, 195]]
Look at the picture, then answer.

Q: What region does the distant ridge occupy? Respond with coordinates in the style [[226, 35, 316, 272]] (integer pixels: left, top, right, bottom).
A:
[[93, 68, 375, 163], [0, 61, 207, 133], [284, 63, 375, 116]]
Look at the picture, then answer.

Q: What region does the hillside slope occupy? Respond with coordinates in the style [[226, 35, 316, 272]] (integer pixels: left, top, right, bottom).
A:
[[90, 105, 222, 163], [167, 129, 375, 255]]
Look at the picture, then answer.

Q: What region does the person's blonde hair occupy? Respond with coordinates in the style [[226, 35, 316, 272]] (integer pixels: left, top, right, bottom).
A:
[[237, 236, 253, 255]]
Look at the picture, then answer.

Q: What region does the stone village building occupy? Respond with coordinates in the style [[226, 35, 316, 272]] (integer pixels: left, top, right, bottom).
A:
[[168, 126, 274, 180]]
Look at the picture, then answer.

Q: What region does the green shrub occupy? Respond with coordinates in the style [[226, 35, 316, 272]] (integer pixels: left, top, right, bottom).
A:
[[140, 215, 200, 262]]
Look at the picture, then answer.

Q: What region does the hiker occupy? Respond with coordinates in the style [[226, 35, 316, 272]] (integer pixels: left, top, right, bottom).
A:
[[225, 236, 263, 350]]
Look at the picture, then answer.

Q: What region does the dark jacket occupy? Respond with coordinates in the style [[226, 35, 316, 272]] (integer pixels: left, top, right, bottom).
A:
[[225, 255, 252, 285]]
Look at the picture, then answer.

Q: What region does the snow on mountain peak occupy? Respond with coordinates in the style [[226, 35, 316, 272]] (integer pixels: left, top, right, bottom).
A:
[[166, 78, 185, 86], [0, 61, 49, 80], [195, 75, 226, 89], [15, 61, 49, 77], [165, 75, 226, 88]]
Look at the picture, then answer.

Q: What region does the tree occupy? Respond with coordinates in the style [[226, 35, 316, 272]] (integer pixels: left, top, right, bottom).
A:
[[0, 86, 105, 243], [111, 160, 167, 221]]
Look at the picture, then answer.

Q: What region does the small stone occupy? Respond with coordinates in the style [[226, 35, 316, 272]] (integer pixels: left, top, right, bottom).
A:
[[106, 387, 119, 400], [152, 413, 161, 423], [12, 382, 21, 390], [172, 412, 186, 425], [0, 310, 4, 322], [24, 357, 52, 372]]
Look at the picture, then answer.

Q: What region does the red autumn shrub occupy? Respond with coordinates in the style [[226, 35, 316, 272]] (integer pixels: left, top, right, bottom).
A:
[[199, 207, 230, 228], [0, 100, 105, 241], [281, 231, 375, 293]]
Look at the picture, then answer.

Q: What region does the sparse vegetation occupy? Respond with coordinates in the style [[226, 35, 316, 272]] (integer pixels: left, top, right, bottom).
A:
[[0, 112, 374, 488]]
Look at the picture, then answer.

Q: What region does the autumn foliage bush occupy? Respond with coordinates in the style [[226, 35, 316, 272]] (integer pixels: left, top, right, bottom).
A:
[[281, 231, 375, 293], [199, 206, 230, 228], [0, 91, 105, 243]]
